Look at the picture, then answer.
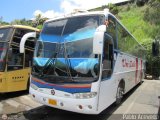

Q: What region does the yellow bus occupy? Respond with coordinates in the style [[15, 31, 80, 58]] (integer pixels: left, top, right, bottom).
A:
[[0, 25, 39, 93]]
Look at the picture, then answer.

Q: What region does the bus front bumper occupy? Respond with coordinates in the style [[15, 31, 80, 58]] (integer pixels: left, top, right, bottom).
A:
[[29, 87, 100, 114]]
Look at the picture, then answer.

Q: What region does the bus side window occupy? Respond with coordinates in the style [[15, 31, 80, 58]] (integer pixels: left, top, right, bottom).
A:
[[25, 49, 33, 67], [106, 15, 117, 49], [7, 46, 23, 71], [24, 37, 37, 67]]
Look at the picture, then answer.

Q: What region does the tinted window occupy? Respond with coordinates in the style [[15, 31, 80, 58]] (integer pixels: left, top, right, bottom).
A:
[[42, 19, 67, 35], [63, 16, 99, 35], [66, 38, 93, 58], [0, 42, 8, 71], [25, 38, 36, 50], [7, 46, 23, 71], [42, 15, 103, 37], [12, 28, 34, 45], [107, 16, 117, 49], [117, 22, 145, 58], [0, 28, 13, 41], [35, 41, 57, 58]]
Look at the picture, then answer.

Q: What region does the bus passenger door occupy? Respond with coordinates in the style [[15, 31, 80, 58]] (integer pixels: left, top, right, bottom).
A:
[[6, 46, 29, 92], [102, 34, 113, 79], [5, 28, 34, 92], [98, 34, 115, 111]]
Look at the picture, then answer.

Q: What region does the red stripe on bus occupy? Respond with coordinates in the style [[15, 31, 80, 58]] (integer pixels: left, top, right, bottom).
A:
[[0, 59, 4, 62], [140, 59, 143, 80], [135, 58, 138, 84], [0, 48, 6, 50]]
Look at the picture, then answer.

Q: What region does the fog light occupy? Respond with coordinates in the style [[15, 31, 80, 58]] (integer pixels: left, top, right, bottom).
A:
[[88, 105, 92, 109], [60, 102, 64, 106], [78, 105, 83, 109], [43, 98, 46, 102], [32, 94, 35, 98]]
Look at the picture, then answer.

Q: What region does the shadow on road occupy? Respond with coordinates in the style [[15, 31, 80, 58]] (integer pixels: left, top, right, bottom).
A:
[[158, 96, 160, 120], [0, 90, 29, 101], [22, 82, 142, 120]]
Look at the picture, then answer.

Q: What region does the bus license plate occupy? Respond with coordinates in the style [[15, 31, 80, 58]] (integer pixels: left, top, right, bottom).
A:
[[48, 99, 57, 106]]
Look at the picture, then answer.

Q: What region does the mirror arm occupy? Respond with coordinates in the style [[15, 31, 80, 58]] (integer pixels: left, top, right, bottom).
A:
[[20, 32, 37, 53]]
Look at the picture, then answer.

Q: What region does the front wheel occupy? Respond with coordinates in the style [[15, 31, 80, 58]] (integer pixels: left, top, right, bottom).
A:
[[116, 85, 124, 105]]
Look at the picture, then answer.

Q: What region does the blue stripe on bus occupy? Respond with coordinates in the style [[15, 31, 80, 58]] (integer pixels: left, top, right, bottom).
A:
[[31, 80, 91, 93]]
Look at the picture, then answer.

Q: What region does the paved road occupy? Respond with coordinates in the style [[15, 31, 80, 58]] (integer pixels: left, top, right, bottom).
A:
[[0, 80, 160, 120]]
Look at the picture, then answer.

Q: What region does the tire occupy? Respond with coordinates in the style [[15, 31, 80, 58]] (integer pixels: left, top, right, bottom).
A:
[[139, 79, 143, 85], [27, 78, 30, 90], [116, 84, 124, 105]]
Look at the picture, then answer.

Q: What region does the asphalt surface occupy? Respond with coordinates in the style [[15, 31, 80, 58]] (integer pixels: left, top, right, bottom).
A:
[[0, 80, 160, 120]]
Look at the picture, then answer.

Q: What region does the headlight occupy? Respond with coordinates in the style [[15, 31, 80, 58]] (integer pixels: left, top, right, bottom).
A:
[[73, 92, 97, 99], [30, 83, 39, 90]]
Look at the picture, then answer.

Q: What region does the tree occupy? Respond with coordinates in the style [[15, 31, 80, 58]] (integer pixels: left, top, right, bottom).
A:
[[0, 17, 9, 26], [32, 14, 48, 29], [108, 3, 119, 15], [11, 18, 32, 26], [136, 0, 149, 6]]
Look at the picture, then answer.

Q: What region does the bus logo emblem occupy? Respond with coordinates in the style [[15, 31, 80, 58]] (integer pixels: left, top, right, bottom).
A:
[[51, 90, 55, 95]]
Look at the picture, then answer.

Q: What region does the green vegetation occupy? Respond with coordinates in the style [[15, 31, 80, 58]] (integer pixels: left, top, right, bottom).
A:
[[0, 14, 46, 29], [116, 1, 160, 78], [117, 2, 160, 43], [11, 18, 33, 26], [117, 5, 151, 44], [92, 1, 160, 77], [0, 1, 160, 77], [0, 17, 9, 26]]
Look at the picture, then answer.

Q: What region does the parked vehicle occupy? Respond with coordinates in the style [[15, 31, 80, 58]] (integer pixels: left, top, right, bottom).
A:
[[29, 10, 146, 114], [0, 25, 39, 93]]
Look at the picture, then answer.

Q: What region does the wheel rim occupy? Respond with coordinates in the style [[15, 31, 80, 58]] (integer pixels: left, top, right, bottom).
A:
[[116, 86, 124, 104]]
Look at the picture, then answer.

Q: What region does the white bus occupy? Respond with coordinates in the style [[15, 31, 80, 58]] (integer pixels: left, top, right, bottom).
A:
[[29, 10, 146, 114]]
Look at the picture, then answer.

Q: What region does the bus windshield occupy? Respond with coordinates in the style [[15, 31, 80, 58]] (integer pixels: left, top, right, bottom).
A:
[[0, 27, 13, 71], [0, 42, 8, 71], [0, 28, 13, 41], [33, 15, 102, 82]]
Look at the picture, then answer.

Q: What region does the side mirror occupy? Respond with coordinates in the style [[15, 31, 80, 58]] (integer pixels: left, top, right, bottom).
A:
[[152, 40, 159, 56], [93, 25, 106, 54], [20, 32, 37, 53]]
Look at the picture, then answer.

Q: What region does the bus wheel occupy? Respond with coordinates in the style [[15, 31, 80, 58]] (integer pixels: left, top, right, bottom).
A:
[[116, 84, 124, 105], [139, 79, 143, 85]]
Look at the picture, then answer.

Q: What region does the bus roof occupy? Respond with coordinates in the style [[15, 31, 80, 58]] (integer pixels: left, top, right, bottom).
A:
[[45, 11, 105, 23], [0, 25, 40, 32]]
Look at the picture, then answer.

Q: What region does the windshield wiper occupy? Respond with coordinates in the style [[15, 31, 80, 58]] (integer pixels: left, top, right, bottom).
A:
[[32, 62, 41, 74], [39, 52, 57, 77], [63, 39, 76, 81], [65, 54, 74, 80]]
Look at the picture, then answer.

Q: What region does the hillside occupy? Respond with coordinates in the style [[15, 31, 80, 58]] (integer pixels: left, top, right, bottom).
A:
[[116, 2, 160, 77], [117, 5, 152, 44], [117, 3, 160, 54], [91, 1, 160, 77], [90, 1, 160, 49]]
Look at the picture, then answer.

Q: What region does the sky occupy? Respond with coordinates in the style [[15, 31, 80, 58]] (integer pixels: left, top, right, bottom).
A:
[[0, 0, 128, 22]]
